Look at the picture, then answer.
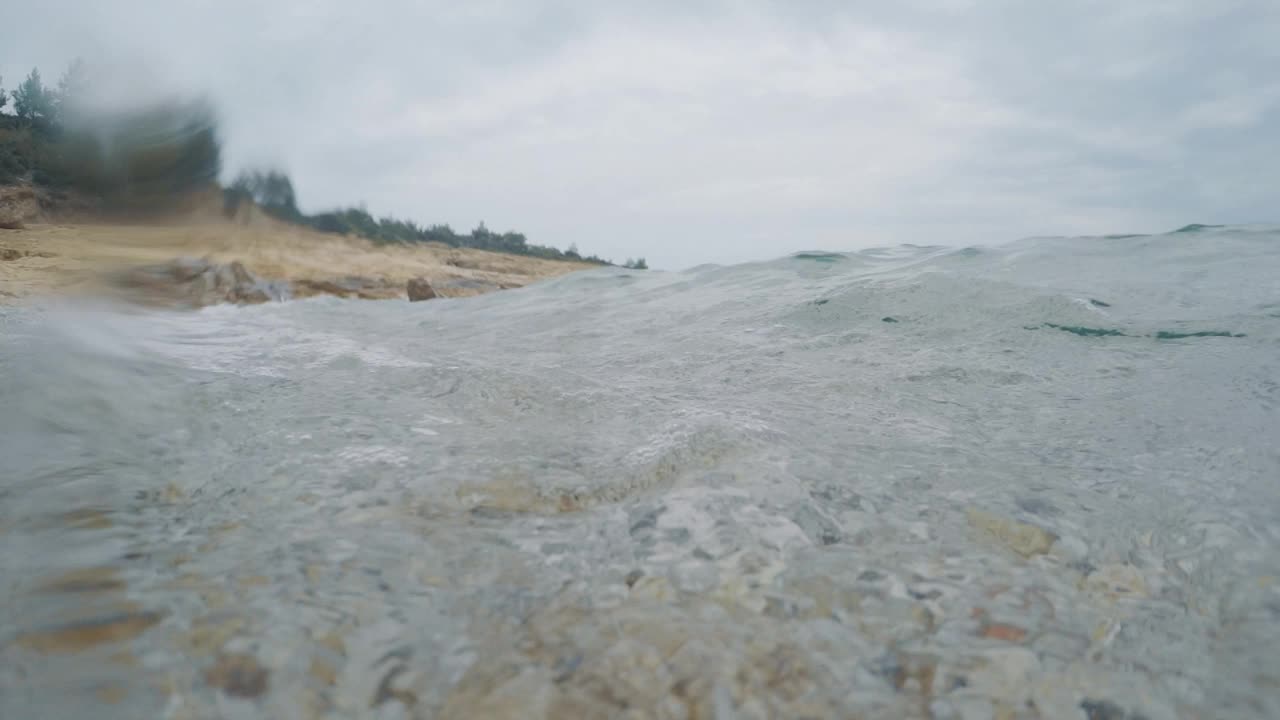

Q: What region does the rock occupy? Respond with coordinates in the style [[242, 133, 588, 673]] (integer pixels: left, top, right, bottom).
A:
[[941, 697, 998, 720], [0, 184, 43, 227], [294, 276, 399, 300], [1050, 533, 1089, 564], [0, 247, 53, 260], [669, 560, 719, 594], [372, 664, 419, 709], [205, 653, 270, 698], [113, 257, 288, 308], [406, 277, 437, 301], [968, 648, 1040, 703], [874, 651, 939, 694], [96, 686, 126, 704], [1081, 698, 1147, 720], [629, 575, 675, 601], [210, 260, 274, 304], [309, 657, 339, 687], [437, 277, 502, 294], [295, 278, 357, 298], [966, 507, 1057, 558], [1082, 564, 1148, 601], [979, 622, 1029, 643]]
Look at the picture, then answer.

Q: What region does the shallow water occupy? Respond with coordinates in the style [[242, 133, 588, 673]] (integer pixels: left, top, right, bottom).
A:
[[2, 226, 1279, 719]]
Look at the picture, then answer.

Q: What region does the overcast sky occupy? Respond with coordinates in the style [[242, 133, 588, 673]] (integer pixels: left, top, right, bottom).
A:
[[3, 0, 1278, 267]]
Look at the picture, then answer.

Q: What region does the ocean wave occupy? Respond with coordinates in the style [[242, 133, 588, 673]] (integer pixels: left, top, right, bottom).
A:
[[2, 226, 1278, 719]]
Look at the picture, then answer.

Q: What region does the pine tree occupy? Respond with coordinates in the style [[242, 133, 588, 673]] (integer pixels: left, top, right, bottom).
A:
[[229, 169, 300, 218], [55, 58, 90, 120], [12, 69, 53, 124]]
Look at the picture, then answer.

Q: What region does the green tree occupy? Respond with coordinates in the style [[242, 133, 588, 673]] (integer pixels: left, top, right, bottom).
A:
[[54, 58, 90, 121], [0, 75, 7, 114], [12, 69, 54, 124], [230, 169, 300, 218], [78, 98, 224, 205]]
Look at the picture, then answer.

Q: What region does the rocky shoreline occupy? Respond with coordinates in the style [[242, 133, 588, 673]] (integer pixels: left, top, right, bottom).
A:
[[0, 218, 592, 308], [108, 257, 465, 308]]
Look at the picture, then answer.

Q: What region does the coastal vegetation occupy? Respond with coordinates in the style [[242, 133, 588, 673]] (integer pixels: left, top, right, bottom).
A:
[[1, 61, 625, 266]]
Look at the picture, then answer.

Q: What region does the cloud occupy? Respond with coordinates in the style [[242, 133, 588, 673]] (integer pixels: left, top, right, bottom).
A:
[[2, 0, 1277, 267]]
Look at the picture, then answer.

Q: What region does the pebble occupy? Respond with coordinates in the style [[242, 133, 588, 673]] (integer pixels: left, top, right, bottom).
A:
[[96, 686, 127, 704], [1081, 697, 1143, 720], [1083, 564, 1149, 601], [629, 575, 675, 601], [1050, 534, 1090, 564], [980, 622, 1029, 643], [968, 648, 1040, 703], [204, 653, 270, 699], [309, 657, 338, 687], [669, 560, 720, 594], [966, 507, 1057, 558]]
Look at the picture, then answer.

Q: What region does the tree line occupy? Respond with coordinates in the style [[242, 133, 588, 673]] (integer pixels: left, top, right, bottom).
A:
[[1, 61, 220, 204], [225, 169, 618, 265], [1, 61, 643, 268], [1, 62, 82, 127]]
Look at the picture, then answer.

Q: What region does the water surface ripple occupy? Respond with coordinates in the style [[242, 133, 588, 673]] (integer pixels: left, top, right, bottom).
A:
[[3, 226, 1279, 719]]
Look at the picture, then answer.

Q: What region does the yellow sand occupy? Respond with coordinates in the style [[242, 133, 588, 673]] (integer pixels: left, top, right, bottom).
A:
[[0, 215, 592, 304]]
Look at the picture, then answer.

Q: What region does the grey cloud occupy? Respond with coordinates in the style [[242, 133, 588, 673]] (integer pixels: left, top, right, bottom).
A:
[[3, 0, 1276, 267]]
